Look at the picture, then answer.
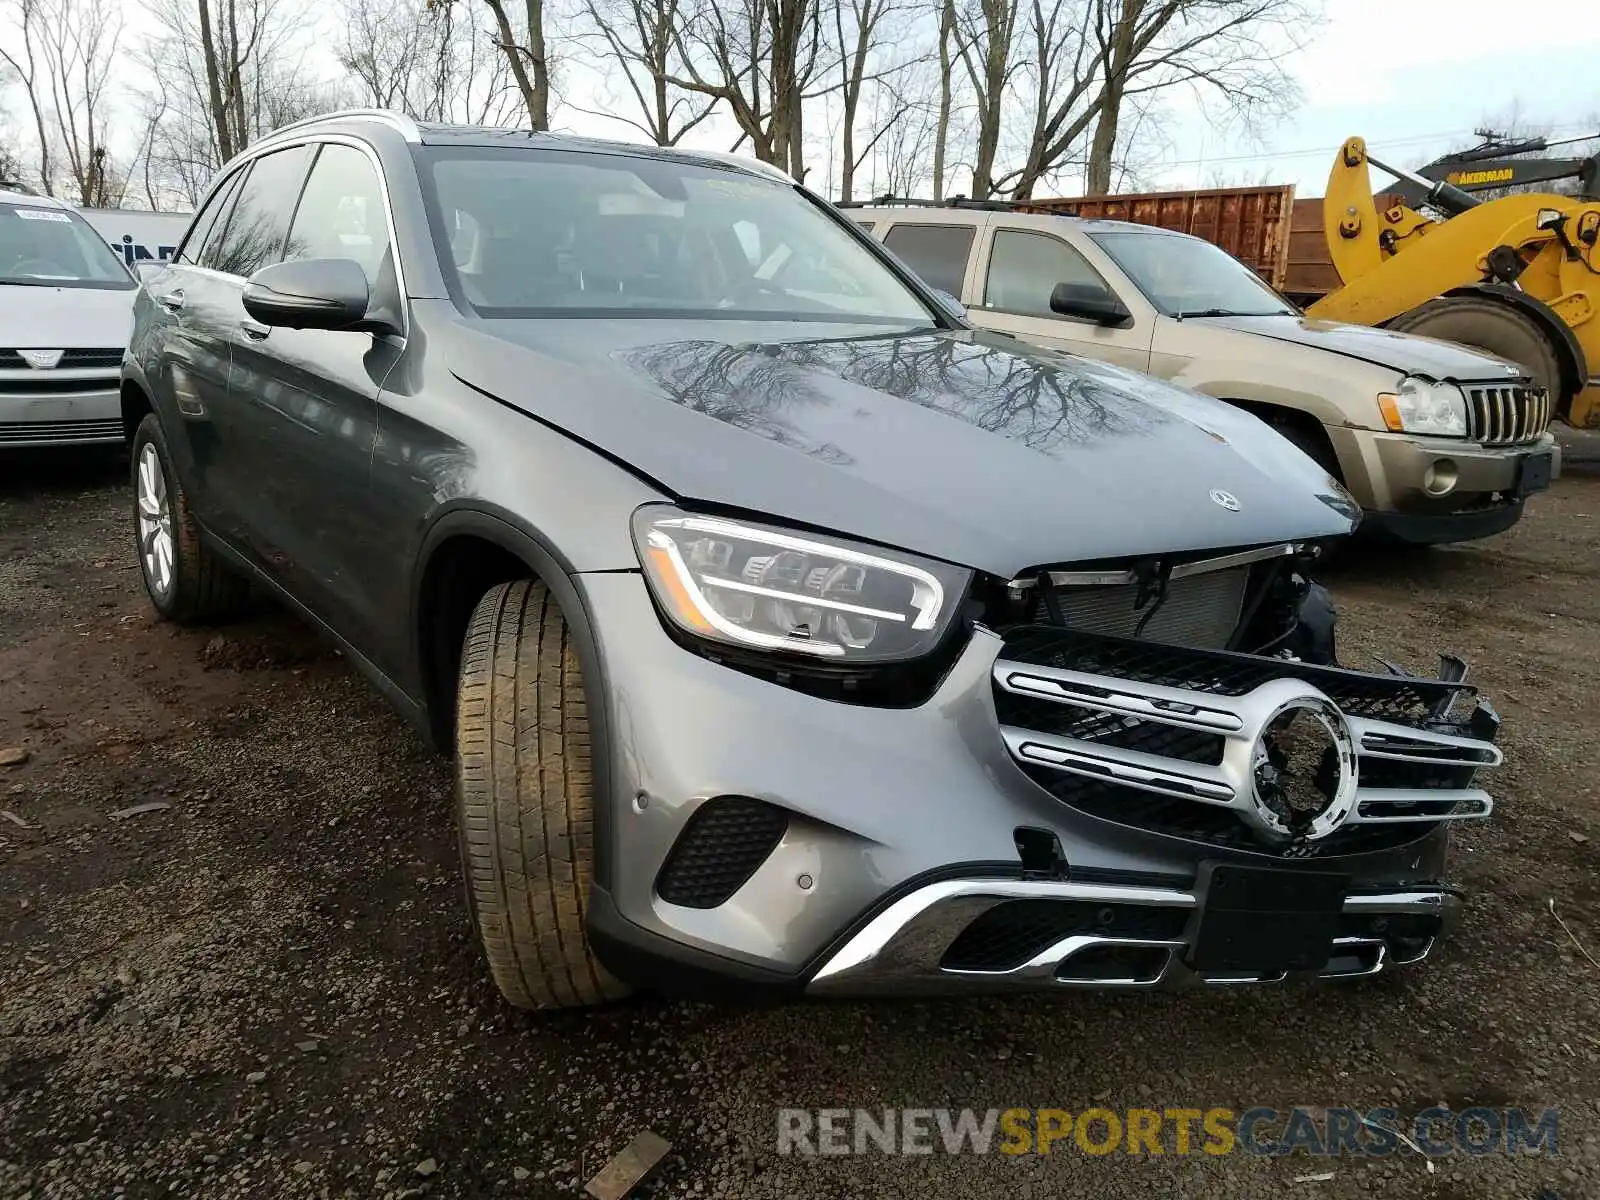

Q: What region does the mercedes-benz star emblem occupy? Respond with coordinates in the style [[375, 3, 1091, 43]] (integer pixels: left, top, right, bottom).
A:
[[1209, 488, 1240, 512], [1247, 697, 1358, 842]]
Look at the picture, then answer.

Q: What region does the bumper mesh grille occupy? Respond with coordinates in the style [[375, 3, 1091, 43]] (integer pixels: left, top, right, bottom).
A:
[[942, 899, 1189, 972], [0, 347, 123, 370], [1463, 383, 1549, 445], [0, 418, 124, 444], [655, 796, 788, 909]]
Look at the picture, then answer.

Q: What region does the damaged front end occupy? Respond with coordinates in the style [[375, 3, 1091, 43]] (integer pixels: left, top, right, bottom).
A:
[[808, 541, 1501, 993], [978, 540, 1502, 859]]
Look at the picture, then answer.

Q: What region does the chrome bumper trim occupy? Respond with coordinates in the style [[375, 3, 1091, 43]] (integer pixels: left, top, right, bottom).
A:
[[806, 877, 1460, 996]]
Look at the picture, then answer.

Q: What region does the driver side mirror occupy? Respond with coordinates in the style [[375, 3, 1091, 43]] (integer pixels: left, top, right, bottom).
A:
[[243, 258, 385, 333], [1049, 281, 1132, 327]]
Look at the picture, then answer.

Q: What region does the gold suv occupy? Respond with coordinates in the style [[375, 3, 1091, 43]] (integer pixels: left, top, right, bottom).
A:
[[852, 204, 1560, 544]]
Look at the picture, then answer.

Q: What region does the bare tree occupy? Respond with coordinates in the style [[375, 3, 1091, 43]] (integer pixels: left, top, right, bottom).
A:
[[950, 0, 1020, 198], [829, 0, 911, 201], [130, 0, 325, 207], [339, 0, 518, 124], [665, 0, 832, 178], [1081, 0, 1309, 195], [0, 0, 54, 193], [572, 0, 714, 144], [470, 0, 552, 129], [29, 0, 123, 205]]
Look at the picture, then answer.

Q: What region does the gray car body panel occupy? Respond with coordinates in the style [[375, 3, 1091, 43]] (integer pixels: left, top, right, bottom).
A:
[[446, 316, 1356, 576], [122, 114, 1488, 997], [576, 570, 1451, 975]]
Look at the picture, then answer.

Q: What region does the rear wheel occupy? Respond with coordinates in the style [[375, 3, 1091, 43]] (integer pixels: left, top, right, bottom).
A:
[[454, 580, 630, 1009], [130, 413, 248, 623], [1388, 296, 1564, 405]]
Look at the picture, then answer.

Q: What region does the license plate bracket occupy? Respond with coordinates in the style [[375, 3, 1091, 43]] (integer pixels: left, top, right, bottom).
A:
[[1188, 863, 1348, 976], [1515, 449, 1555, 498]]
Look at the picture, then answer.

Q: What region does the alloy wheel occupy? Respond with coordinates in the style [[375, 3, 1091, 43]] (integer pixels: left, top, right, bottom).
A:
[[136, 442, 175, 599]]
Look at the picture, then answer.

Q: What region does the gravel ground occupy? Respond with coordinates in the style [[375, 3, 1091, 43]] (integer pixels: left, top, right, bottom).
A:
[[1, 451, 1597, 1200]]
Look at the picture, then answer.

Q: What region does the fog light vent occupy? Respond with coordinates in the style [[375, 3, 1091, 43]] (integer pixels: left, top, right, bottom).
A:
[[655, 797, 788, 909]]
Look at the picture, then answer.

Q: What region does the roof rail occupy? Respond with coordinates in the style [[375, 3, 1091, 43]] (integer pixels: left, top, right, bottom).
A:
[[259, 108, 422, 145], [679, 148, 794, 183], [836, 194, 1024, 211]]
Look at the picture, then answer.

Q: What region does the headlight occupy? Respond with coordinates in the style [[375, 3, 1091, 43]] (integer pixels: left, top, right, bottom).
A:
[[1377, 378, 1467, 436], [632, 507, 970, 662]]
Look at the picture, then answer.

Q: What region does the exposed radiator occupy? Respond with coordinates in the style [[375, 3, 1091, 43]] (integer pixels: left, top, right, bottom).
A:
[[1030, 566, 1249, 651]]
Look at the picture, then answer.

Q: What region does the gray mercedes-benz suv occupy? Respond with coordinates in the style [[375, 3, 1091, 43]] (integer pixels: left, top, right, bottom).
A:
[[121, 110, 1503, 1008]]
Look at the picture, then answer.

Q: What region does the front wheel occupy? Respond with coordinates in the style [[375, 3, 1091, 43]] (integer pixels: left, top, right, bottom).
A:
[[1388, 296, 1565, 409], [130, 413, 248, 623], [454, 580, 631, 1009]]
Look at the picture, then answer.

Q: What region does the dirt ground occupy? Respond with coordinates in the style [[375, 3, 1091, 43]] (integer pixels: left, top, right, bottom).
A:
[[1, 451, 1597, 1200]]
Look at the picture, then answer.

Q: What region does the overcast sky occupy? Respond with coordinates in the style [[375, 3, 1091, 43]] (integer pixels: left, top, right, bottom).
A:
[[544, 0, 1600, 197], [7, 0, 1599, 204], [1109, 0, 1600, 193]]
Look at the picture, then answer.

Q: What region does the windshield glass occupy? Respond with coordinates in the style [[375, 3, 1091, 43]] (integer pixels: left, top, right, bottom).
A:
[[420, 148, 934, 323], [0, 201, 134, 290], [1090, 230, 1293, 318]]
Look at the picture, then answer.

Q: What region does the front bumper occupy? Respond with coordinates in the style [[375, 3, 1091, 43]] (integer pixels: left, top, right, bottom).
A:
[[0, 373, 122, 447], [1326, 426, 1560, 544], [577, 574, 1496, 998]]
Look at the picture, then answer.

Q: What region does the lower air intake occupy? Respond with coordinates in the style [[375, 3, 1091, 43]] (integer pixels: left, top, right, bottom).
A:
[[655, 796, 788, 909]]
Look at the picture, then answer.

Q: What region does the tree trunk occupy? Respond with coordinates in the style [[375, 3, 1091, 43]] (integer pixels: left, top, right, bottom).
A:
[[932, 0, 952, 200], [226, 0, 247, 147], [523, 0, 549, 129], [486, 0, 543, 129], [1086, 0, 1137, 193], [194, 0, 232, 160]]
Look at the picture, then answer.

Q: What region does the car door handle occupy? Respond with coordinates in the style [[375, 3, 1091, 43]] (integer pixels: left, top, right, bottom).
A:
[[239, 321, 271, 341], [154, 289, 185, 312]]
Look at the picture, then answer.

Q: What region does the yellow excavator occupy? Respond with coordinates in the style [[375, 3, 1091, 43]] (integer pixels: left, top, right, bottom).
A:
[[1309, 135, 1600, 429]]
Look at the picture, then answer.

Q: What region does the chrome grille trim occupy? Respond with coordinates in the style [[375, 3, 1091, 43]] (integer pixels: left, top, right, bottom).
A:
[[807, 879, 1460, 994], [1463, 382, 1549, 445], [995, 659, 1499, 837]]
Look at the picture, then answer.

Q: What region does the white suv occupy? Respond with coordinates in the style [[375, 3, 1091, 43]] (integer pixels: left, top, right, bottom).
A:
[[0, 187, 138, 448], [849, 203, 1559, 545]]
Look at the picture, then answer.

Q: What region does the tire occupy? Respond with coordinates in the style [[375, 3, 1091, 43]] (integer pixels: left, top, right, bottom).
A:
[[455, 580, 630, 1009], [130, 413, 248, 623], [1388, 296, 1564, 403]]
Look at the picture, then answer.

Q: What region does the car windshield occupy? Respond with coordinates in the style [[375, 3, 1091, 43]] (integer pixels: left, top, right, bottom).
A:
[[0, 201, 134, 290], [1090, 230, 1293, 319], [420, 147, 935, 324]]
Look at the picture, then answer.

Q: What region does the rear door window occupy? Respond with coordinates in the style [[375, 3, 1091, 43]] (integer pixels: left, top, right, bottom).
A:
[[204, 145, 316, 278], [882, 223, 976, 297], [984, 229, 1107, 317], [176, 169, 245, 266]]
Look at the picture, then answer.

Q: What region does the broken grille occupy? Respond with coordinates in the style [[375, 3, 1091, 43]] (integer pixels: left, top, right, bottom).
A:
[[1462, 383, 1549, 445], [994, 628, 1500, 855]]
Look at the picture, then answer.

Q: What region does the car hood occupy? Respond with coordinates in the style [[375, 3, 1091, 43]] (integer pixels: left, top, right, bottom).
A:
[[0, 283, 135, 349], [448, 317, 1357, 578], [1198, 313, 1526, 381]]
